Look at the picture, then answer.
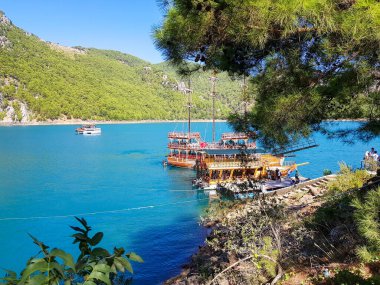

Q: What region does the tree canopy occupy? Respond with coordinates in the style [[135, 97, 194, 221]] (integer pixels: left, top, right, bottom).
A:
[[154, 0, 380, 147]]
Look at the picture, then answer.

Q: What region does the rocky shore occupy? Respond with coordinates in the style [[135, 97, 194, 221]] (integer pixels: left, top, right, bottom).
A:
[[0, 119, 227, 126], [165, 171, 380, 285]]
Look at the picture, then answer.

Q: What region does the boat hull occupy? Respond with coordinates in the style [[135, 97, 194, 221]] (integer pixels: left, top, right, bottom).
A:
[[82, 129, 101, 135], [167, 157, 196, 168]]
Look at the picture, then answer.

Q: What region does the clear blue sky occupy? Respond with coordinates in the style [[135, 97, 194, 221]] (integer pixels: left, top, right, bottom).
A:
[[0, 0, 165, 63]]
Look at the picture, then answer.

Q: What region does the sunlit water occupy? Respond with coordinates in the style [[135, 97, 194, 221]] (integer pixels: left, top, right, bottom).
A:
[[0, 122, 379, 284]]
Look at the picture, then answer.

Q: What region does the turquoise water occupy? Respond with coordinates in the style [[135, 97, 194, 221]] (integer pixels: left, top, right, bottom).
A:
[[0, 122, 379, 284]]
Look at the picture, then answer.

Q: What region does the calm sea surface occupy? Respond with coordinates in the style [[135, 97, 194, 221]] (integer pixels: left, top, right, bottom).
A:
[[0, 121, 379, 284]]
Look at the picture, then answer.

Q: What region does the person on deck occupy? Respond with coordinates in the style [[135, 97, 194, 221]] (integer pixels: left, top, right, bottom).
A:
[[268, 170, 272, 180], [295, 170, 300, 184], [275, 168, 281, 181], [373, 151, 379, 163]]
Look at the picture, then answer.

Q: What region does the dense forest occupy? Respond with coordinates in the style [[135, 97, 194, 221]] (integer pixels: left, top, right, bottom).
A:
[[0, 11, 243, 122]]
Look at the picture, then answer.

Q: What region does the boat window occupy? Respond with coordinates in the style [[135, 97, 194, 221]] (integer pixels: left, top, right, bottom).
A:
[[233, 170, 243, 178], [211, 170, 219, 179], [222, 170, 231, 179]]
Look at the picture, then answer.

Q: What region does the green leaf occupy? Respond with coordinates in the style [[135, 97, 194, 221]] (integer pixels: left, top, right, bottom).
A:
[[109, 264, 118, 274], [50, 248, 76, 271], [26, 275, 48, 285], [83, 281, 97, 285], [75, 217, 91, 231], [113, 247, 125, 256], [75, 258, 87, 272], [20, 260, 65, 284], [69, 226, 86, 234], [91, 247, 110, 257], [126, 252, 144, 263], [87, 271, 111, 285], [1, 271, 19, 283], [74, 216, 85, 226], [115, 257, 133, 273], [64, 279, 71, 285], [113, 260, 125, 273], [27, 234, 49, 253], [47, 262, 65, 277], [89, 232, 103, 246], [92, 264, 111, 274], [19, 260, 49, 284], [72, 233, 87, 242], [3, 269, 17, 278]]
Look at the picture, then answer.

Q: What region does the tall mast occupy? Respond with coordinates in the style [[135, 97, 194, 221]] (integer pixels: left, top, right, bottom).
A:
[[209, 74, 217, 142], [187, 77, 192, 139]]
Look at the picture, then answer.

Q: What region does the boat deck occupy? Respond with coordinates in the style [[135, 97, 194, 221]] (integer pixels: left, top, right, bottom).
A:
[[208, 175, 337, 199], [262, 174, 337, 197]]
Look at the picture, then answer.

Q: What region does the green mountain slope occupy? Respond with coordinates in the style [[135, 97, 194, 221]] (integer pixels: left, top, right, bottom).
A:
[[0, 12, 243, 123]]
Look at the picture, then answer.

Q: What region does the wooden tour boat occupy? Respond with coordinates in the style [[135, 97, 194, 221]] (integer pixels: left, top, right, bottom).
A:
[[167, 132, 202, 168], [193, 139, 317, 198], [166, 75, 317, 198]]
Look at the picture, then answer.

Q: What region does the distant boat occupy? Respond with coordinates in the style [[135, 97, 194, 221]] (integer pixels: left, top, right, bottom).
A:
[[76, 125, 101, 135]]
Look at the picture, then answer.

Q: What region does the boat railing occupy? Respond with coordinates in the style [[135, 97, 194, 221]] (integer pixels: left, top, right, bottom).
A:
[[282, 161, 296, 166], [204, 142, 257, 150], [273, 138, 318, 155], [168, 143, 200, 150], [221, 132, 248, 140], [169, 154, 198, 160], [246, 142, 256, 148], [208, 160, 263, 169], [168, 132, 201, 139]]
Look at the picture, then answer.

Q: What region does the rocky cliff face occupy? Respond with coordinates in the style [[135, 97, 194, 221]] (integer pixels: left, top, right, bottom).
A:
[[0, 99, 31, 123], [0, 75, 32, 124], [0, 14, 31, 124], [0, 12, 11, 26], [0, 35, 10, 48], [0, 12, 11, 48]]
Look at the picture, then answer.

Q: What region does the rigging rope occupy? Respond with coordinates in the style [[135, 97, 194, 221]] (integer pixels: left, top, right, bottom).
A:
[[203, 123, 208, 142], [0, 198, 209, 222]]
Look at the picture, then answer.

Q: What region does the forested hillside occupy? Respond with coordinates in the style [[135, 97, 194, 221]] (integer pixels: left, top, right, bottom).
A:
[[0, 12, 243, 123]]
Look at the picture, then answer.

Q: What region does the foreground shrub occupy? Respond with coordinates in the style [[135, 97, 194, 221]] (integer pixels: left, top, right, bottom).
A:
[[327, 269, 380, 285], [327, 162, 371, 193], [1, 217, 143, 285], [353, 187, 380, 262]]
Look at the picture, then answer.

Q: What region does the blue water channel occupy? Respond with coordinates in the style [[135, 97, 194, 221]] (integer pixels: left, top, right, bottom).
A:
[[0, 121, 379, 284]]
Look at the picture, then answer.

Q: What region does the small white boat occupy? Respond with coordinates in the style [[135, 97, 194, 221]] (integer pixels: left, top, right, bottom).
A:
[[76, 125, 101, 135], [83, 127, 101, 135]]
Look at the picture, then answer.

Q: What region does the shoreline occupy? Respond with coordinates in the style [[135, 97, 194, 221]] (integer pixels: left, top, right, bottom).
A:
[[0, 119, 227, 127], [165, 174, 380, 284], [0, 118, 369, 127]]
